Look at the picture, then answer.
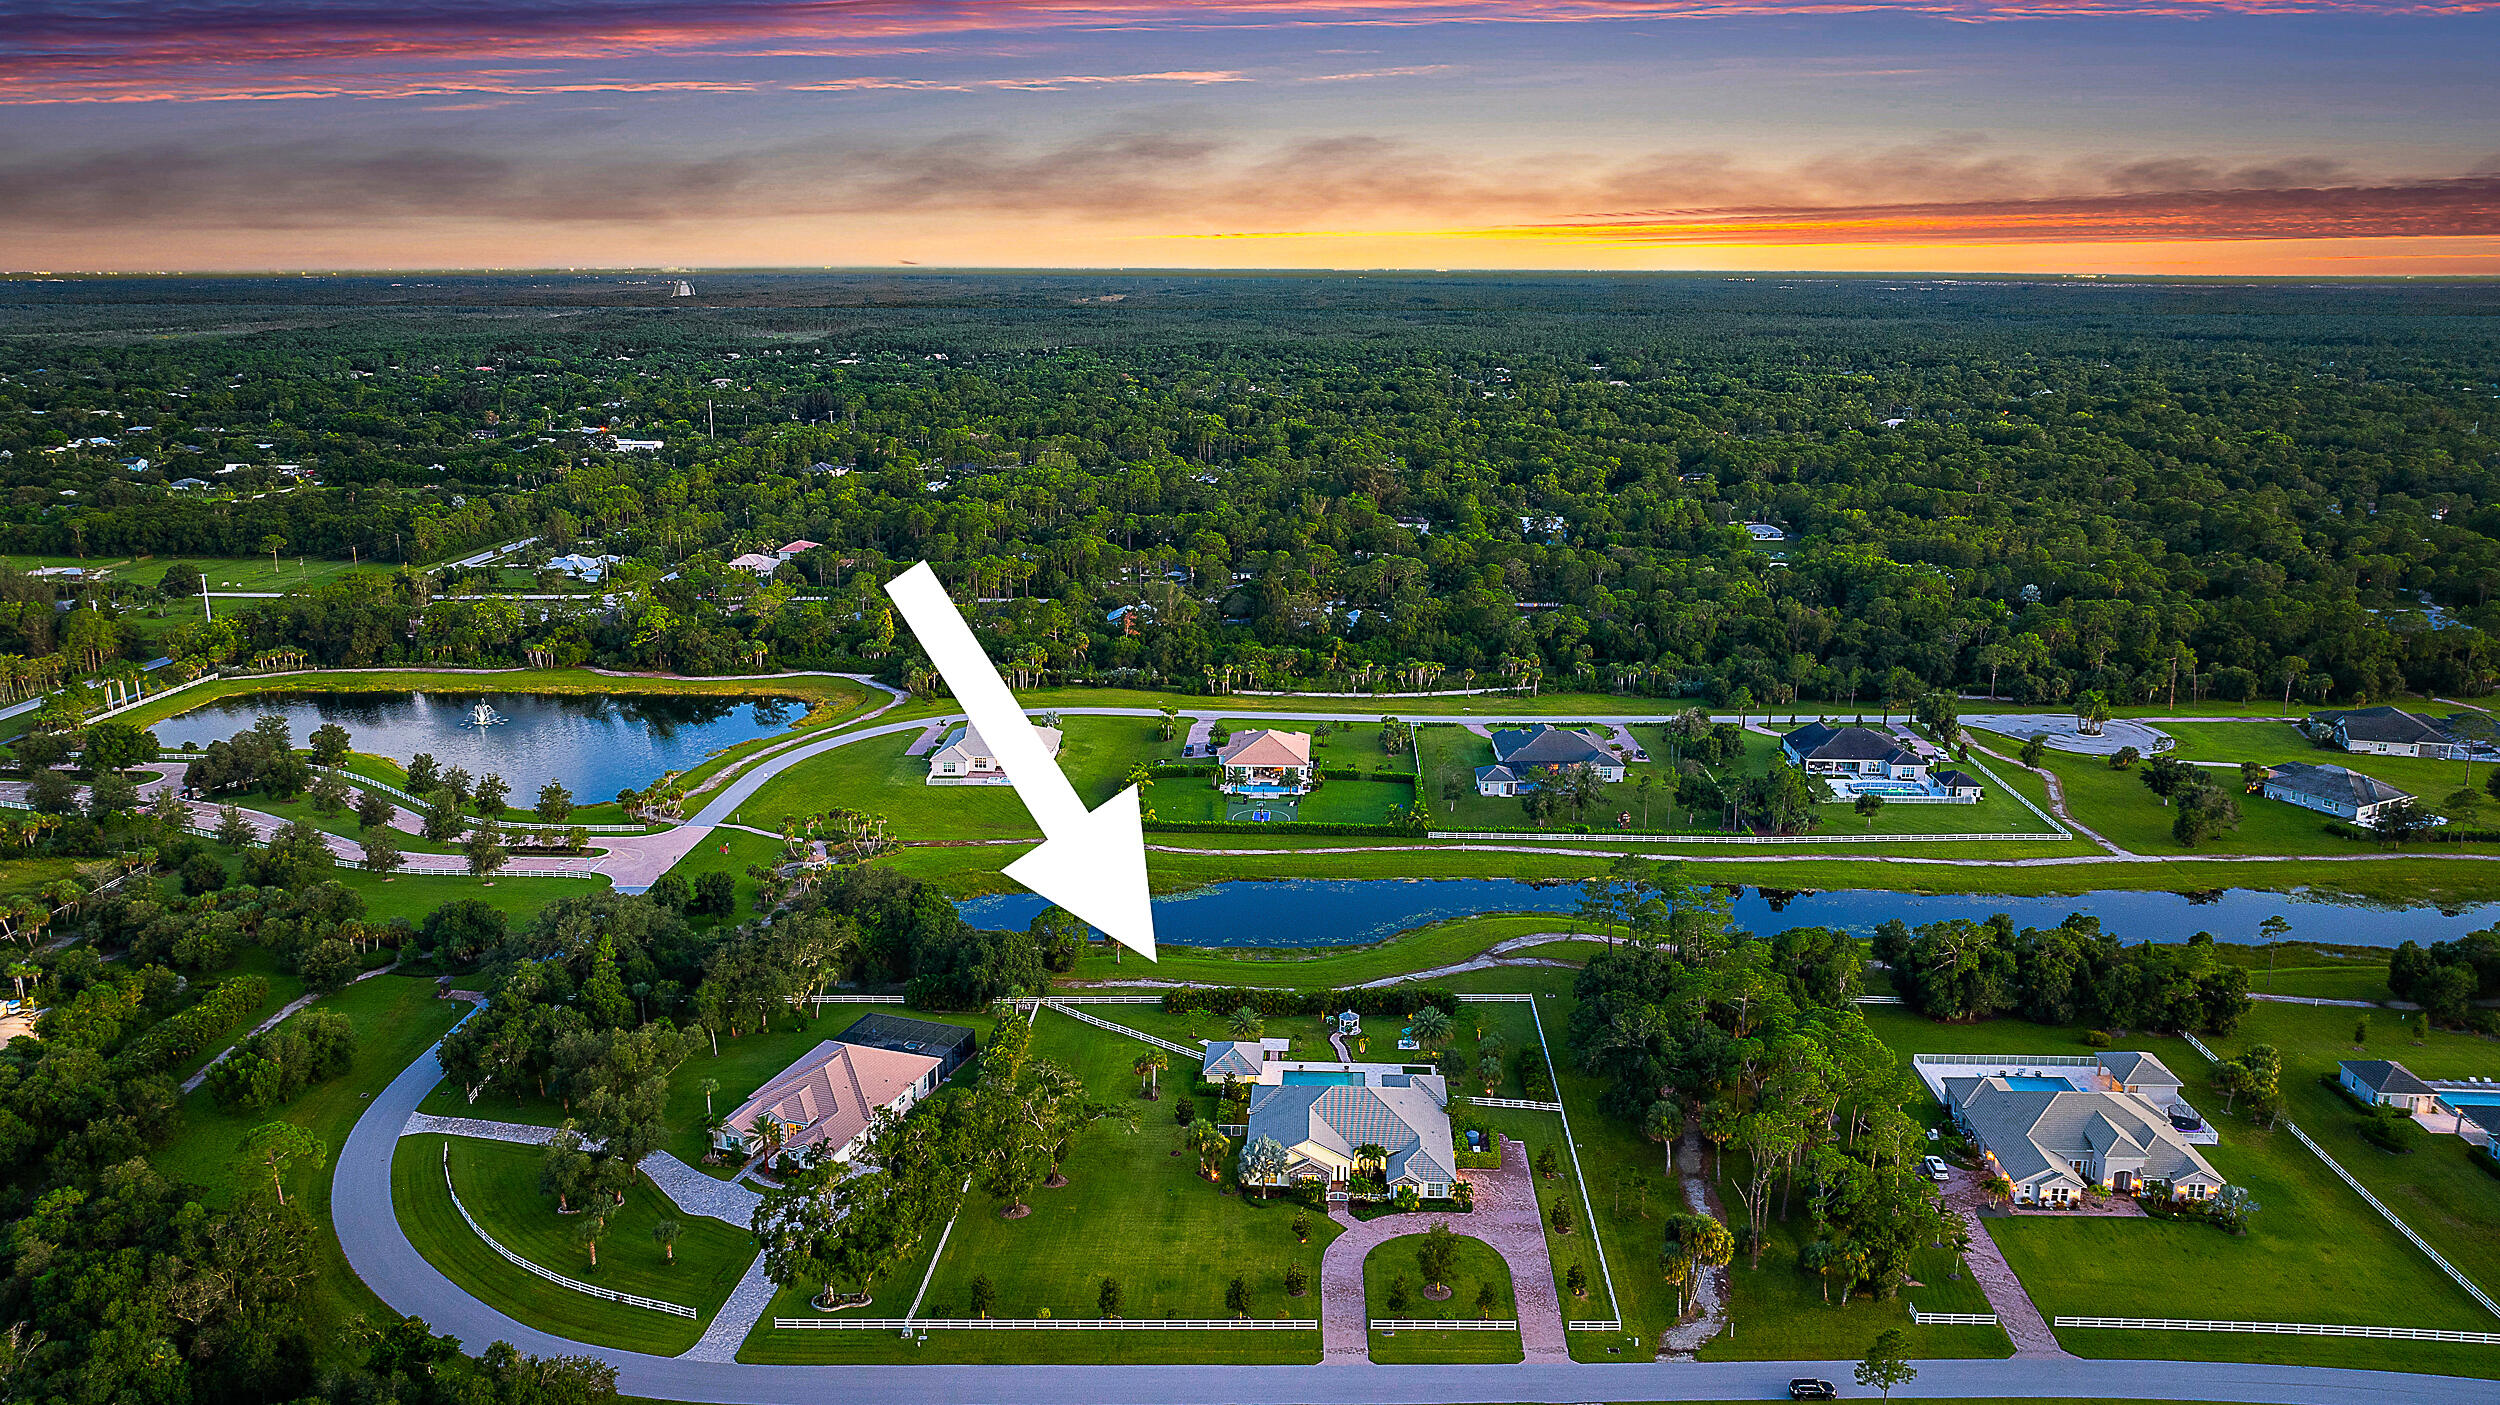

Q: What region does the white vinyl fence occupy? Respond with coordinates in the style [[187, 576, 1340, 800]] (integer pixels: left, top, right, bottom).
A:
[[1371, 1319, 1518, 1332], [1911, 1306, 2000, 1326], [441, 1145, 695, 1318], [776, 1317, 1316, 1331], [1566, 1319, 1625, 1333], [2055, 1317, 2500, 1343]]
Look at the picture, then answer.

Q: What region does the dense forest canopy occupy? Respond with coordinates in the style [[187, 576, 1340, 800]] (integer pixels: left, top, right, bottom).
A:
[[2, 272, 2495, 705]]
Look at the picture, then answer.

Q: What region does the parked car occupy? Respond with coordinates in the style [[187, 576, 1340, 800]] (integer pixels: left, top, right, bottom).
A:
[[1919, 1154, 1951, 1182], [1789, 1379, 1838, 1400]]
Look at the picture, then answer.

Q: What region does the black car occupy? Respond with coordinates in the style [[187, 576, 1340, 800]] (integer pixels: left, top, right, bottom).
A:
[[1789, 1380, 1838, 1400]]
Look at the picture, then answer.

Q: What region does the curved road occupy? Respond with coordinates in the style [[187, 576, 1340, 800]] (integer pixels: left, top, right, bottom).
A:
[[337, 1036, 2491, 1404]]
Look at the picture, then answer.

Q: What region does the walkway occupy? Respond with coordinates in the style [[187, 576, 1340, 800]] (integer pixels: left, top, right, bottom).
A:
[[1316, 1139, 1566, 1363], [1938, 1167, 2067, 1356], [333, 1034, 2499, 1399], [685, 1251, 776, 1362], [400, 1111, 762, 1225]]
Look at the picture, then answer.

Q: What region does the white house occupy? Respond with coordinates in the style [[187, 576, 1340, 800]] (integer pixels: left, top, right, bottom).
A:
[[727, 552, 782, 576], [612, 437, 665, 452], [547, 552, 619, 582], [1216, 729, 1316, 796], [1781, 723, 1927, 781], [713, 1039, 943, 1167], [1474, 724, 1624, 796], [2262, 762, 2414, 825], [926, 719, 1062, 783], [1942, 1072, 2224, 1206], [2309, 706, 2461, 758], [2340, 1059, 2440, 1114]]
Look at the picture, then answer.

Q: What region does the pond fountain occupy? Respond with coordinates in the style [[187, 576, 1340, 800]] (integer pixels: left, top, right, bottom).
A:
[[150, 691, 801, 797]]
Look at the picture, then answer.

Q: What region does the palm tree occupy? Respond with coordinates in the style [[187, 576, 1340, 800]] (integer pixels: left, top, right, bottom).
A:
[[5, 960, 37, 1000], [652, 1218, 681, 1265], [1408, 1005, 1452, 1047], [700, 1078, 719, 1117], [1225, 1004, 1264, 1039], [1186, 1120, 1231, 1181], [1133, 1050, 1168, 1099], [1354, 1142, 1388, 1184]]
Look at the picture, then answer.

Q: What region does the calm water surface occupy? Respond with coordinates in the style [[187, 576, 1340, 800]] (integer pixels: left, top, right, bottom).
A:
[[958, 878, 2500, 950], [151, 691, 800, 798]]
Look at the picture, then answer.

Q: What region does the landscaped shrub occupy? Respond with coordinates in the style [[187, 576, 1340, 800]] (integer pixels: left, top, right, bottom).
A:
[[206, 1008, 358, 1111], [2356, 1111, 2423, 1153], [2081, 1029, 2113, 1049], [1515, 1045, 1555, 1098], [1163, 986, 1459, 1020], [108, 974, 270, 1075]]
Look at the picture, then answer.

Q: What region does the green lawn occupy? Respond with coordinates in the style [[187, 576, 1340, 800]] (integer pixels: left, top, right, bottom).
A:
[[394, 1133, 754, 1356], [1056, 913, 1580, 990], [1362, 1230, 1522, 1363], [1149, 773, 1416, 825], [1705, 1208, 2010, 1363], [168, 945, 308, 1083], [424, 1004, 998, 1182], [151, 974, 466, 1366], [0, 552, 371, 596], [2202, 1000, 2500, 1305]]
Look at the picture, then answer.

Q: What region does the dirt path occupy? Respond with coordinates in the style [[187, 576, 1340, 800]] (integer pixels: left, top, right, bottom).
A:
[[1660, 1131, 1730, 1355], [1966, 740, 2126, 855]]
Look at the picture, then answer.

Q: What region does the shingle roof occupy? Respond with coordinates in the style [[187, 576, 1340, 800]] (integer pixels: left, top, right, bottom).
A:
[[722, 1040, 941, 1155], [1932, 769, 1981, 791], [1953, 1078, 2221, 1188], [2097, 1051, 2182, 1089], [2318, 706, 2448, 745], [1217, 729, 1313, 769], [931, 720, 1063, 765], [1474, 764, 1522, 785], [2266, 762, 2411, 809], [1247, 1079, 1457, 1187], [2342, 1059, 2438, 1097], [1488, 724, 1615, 769], [1783, 723, 1915, 765]]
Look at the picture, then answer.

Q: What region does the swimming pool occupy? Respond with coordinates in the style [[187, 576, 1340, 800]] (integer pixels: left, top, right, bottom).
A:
[[1848, 782, 1934, 797], [2003, 1075, 2075, 1091], [1283, 1069, 1360, 1086], [2437, 1088, 2500, 1107]]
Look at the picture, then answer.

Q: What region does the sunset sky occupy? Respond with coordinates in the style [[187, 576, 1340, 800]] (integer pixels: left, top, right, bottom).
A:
[[2, 0, 2494, 273]]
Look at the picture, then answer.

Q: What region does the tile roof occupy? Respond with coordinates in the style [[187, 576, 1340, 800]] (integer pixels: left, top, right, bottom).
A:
[[1247, 1078, 1457, 1187], [2097, 1051, 2182, 1089], [1217, 729, 1313, 769], [722, 1040, 941, 1156], [1950, 1077, 2221, 1188]]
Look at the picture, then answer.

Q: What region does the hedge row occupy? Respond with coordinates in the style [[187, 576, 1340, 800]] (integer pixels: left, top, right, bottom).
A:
[[1163, 986, 1460, 1019], [112, 974, 271, 1076], [1142, 819, 1422, 837]]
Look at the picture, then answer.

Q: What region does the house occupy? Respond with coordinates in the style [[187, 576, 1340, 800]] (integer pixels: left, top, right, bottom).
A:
[[727, 552, 782, 576], [834, 1011, 977, 1081], [926, 718, 1062, 783], [1931, 768, 1985, 799], [2095, 1050, 2186, 1102], [2457, 1103, 2500, 1150], [547, 552, 619, 582], [170, 477, 208, 491], [2340, 1059, 2441, 1114], [712, 1039, 943, 1167], [1741, 522, 1786, 542], [1241, 1074, 1459, 1200], [1217, 729, 1315, 796], [2310, 706, 2463, 759], [775, 540, 822, 558], [2262, 762, 2414, 825], [612, 437, 665, 452], [1201, 1037, 1293, 1082], [1782, 723, 1927, 781], [1475, 724, 1624, 795], [1943, 1075, 2224, 1206]]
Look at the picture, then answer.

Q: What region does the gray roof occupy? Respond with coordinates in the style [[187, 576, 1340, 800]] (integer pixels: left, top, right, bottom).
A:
[[1952, 1078, 2221, 1188], [2457, 1104, 2500, 1137], [2267, 762, 2411, 809], [1488, 724, 1615, 770], [1246, 1079, 1457, 1187], [1932, 769, 1981, 791], [2317, 706, 2447, 745], [1202, 1041, 1265, 1079], [1474, 763, 1523, 785], [1784, 723, 1915, 765], [2097, 1051, 2182, 1090], [2342, 1059, 2438, 1097]]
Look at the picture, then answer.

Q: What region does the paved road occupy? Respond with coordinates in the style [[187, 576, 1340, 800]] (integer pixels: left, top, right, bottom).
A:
[[335, 1036, 2496, 1403]]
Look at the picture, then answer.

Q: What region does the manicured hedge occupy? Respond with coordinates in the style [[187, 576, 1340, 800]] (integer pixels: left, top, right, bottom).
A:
[[111, 974, 271, 1075], [1163, 986, 1459, 1019], [2323, 821, 2500, 844]]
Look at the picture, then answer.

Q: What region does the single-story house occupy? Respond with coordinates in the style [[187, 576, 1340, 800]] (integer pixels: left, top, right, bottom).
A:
[[727, 552, 782, 576], [834, 1011, 977, 1080], [713, 1039, 943, 1167], [612, 437, 665, 452], [1943, 1075, 2225, 1206], [1930, 768, 1986, 799], [926, 718, 1062, 783], [775, 539, 822, 558], [1741, 522, 1786, 542], [1217, 729, 1315, 796], [2340, 1058, 2441, 1114], [2263, 762, 2414, 825], [2309, 706, 2464, 759], [1782, 723, 1928, 781], [170, 477, 208, 491], [1475, 724, 1624, 796], [1201, 1037, 1294, 1082], [1242, 1073, 1459, 1200], [547, 552, 619, 582]]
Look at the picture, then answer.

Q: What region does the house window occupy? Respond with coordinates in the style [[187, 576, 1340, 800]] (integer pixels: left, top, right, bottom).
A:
[[1424, 1182, 1448, 1198]]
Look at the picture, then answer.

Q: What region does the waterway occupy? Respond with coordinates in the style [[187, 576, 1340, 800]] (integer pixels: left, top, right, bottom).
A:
[[150, 691, 801, 798], [958, 878, 2500, 950]]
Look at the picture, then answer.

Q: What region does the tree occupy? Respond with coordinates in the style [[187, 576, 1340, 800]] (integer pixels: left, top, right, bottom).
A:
[[1856, 1328, 1918, 1401], [405, 752, 441, 795], [652, 1217, 681, 1264], [1186, 1119, 1231, 1181], [355, 786, 396, 830], [79, 721, 158, 776], [2370, 799, 2436, 846], [463, 822, 511, 879], [361, 826, 406, 875], [474, 772, 510, 819], [1225, 1004, 1264, 1039], [1416, 1222, 1458, 1293], [575, 1211, 611, 1270], [1225, 1276, 1250, 1318], [26, 768, 78, 816], [307, 769, 352, 816], [2214, 1184, 2262, 1234], [1286, 1261, 1310, 1298], [1854, 791, 1885, 829], [260, 534, 288, 573], [2075, 691, 2111, 736], [535, 779, 576, 825], [308, 722, 353, 766], [1409, 1004, 1452, 1046], [1659, 1211, 1733, 1317], [1353, 1142, 1389, 1181], [1134, 1049, 1168, 1099], [2172, 779, 2241, 848], [236, 1121, 326, 1206], [2108, 744, 2141, 770], [970, 1274, 997, 1318], [2019, 734, 2048, 769], [1098, 1276, 1123, 1318], [1240, 1134, 1289, 1192]]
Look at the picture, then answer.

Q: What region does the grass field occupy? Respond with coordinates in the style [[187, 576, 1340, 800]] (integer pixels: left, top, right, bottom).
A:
[[152, 973, 466, 1367], [1362, 1230, 1522, 1363], [394, 1133, 754, 1356], [0, 552, 373, 595]]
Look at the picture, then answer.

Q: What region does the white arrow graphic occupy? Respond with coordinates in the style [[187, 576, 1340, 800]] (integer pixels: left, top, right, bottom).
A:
[[884, 561, 1156, 961]]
